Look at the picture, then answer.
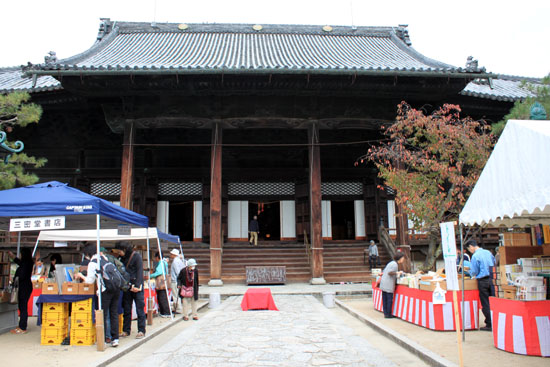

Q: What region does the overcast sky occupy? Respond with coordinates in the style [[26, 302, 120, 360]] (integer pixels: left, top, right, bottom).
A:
[[1, 0, 548, 78]]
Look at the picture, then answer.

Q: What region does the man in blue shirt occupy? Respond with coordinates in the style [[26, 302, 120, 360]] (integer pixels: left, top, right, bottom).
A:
[[467, 240, 495, 331]]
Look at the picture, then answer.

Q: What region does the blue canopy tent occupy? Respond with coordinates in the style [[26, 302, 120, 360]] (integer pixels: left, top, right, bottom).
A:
[[0, 181, 149, 347]]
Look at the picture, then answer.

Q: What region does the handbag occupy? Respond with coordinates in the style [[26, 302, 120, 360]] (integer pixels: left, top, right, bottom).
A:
[[155, 275, 168, 290], [9, 277, 19, 304], [179, 285, 193, 298]]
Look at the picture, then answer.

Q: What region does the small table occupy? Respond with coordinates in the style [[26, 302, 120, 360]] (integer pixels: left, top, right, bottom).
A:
[[241, 288, 279, 311]]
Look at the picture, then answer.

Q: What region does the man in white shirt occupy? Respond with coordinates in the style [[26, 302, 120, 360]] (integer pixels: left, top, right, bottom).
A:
[[169, 249, 185, 313], [75, 244, 120, 347]]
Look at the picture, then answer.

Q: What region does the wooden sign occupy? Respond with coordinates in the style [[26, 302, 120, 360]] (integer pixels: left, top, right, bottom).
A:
[[246, 266, 286, 285]]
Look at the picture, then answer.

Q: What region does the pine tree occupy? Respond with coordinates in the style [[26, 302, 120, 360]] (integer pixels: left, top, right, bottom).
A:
[[0, 92, 46, 189]]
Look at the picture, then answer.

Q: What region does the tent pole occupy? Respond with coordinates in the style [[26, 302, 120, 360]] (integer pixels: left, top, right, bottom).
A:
[[96, 215, 102, 309], [157, 238, 173, 320], [17, 232, 21, 258], [146, 227, 153, 323], [460, 224, 465, 342], [31, 236, 40, 258], [179, 240, 183, 260]]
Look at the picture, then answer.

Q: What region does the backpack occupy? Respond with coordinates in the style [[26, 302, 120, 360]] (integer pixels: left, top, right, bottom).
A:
[[92, 256, 129, 292], [104, 253, 132, 291]]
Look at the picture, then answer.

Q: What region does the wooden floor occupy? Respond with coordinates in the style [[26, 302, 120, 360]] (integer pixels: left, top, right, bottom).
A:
[[182, 241, 391, 285]]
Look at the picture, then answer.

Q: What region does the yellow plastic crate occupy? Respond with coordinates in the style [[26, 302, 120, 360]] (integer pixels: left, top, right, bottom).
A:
[[70, 327, 96, 346], [43, 318, 69, 329], [71, 311, 94, 328], [42, 310, 69, 324], [72, 299, 93, 311], [43, 302, 69, 312], [41, 327, 68, 345]]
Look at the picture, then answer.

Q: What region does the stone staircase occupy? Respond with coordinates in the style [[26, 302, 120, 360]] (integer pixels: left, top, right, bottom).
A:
[[181, 241, 391, 285]]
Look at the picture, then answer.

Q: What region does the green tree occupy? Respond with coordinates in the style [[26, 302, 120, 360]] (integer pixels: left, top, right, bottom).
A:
[[492, 74, 550, 136], [0, 92, 46, 189], [362, 102, 494, 270]]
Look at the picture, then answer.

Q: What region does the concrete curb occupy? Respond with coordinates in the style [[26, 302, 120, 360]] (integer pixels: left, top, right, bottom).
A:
[[335, 299, 457, 367], [93, 301, 209, 367]]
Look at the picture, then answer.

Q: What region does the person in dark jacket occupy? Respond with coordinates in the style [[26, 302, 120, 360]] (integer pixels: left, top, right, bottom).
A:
[[249, 215, 260, 246], [177, 258, 199, 321], [8, 248, 33, 334], [47, 253, 62, 278], [116, 241, 146, 339]]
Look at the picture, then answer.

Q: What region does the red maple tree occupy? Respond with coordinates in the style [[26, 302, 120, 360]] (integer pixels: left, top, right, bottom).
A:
[[361, 102, 494, 270]]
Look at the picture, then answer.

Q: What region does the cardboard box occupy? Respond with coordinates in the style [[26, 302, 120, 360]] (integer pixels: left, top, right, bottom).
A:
[[502, 233, 532, 247], [61, 282, 79, 295], [42, 282, 59, 295], [33, 281, 42, 289], [503, 290, 517, 300], [418, 279, 478, 291], [78, 283, 96, 295]]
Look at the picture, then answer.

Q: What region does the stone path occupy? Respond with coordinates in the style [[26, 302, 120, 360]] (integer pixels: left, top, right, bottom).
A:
[[140, 294, 396, 367]]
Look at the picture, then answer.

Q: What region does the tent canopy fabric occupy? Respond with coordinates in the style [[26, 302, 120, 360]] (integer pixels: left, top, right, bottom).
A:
[[459, 120, 550, 227], [0, 181, 148, 230], [37, 228, 179, 245]]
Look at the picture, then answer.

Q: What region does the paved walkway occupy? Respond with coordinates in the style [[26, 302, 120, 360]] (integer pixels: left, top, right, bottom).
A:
[[140, 294, 395, 367], [198, 282, 371, 297]]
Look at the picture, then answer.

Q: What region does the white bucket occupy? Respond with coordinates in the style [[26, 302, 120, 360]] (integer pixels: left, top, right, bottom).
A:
[[323, 292, 335, 308], [209, 292, 221, 308]]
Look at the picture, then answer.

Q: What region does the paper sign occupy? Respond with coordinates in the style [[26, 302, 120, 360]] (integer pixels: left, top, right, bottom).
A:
[[54, 241, 68, 248], [440, 221, 459, 291], [117, 224, 131, 236], [440, 222, 457, 259], [9, 216, 65, 231]]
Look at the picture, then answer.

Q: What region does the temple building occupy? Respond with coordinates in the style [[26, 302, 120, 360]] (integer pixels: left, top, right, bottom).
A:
[[0, 20, 537, 284]]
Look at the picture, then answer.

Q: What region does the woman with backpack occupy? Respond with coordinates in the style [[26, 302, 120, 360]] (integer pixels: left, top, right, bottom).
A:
[[177, 258, 199, 321], [75, 244, 120, 347]]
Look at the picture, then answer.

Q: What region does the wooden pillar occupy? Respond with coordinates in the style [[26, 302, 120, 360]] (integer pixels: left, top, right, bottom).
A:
[[208, 123, 223, 286], [308, 123, 325, 284], [120, 122, 135, 210], [395, 201, 409, 246]]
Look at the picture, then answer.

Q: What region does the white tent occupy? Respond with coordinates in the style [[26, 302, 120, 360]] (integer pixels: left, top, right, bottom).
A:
[[459, 119, 550, 227], [37, 227, 181, 321]]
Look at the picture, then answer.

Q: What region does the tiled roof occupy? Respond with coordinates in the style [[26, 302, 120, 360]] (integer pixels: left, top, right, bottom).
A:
[[28, 21, 486, 76], [0, 67, 61, 93], [460, 75, 540, 102]]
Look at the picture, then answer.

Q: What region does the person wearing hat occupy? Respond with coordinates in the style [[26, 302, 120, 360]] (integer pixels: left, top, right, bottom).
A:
[[169, 249, 185, 313], [177, 258, 199, 321], [368, 240, 379, 269]]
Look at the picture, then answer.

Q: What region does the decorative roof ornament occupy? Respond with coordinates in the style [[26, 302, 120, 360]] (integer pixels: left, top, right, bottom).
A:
[[178, 23, 189, 30], [252, 25, 263, 31], [530, 101, 547, 120], [44, 51, 57, 65], [0, 131, 25, 164], [465, 56, 479, 71], [322, 25, 333, 32], [396, 24, 411, 46], [97, 18, 113, 41]]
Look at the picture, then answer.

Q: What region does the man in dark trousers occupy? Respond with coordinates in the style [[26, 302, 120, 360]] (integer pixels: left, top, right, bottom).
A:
[[467, 240, 496, 331], [249, 215, 260, 246], [116, 241, 146, 339]]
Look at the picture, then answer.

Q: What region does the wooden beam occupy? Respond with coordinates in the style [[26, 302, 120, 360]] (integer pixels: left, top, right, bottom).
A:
[[209, 123, 223, 285], [308, 123, 325, 283], [120, 122, 135, 209]]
